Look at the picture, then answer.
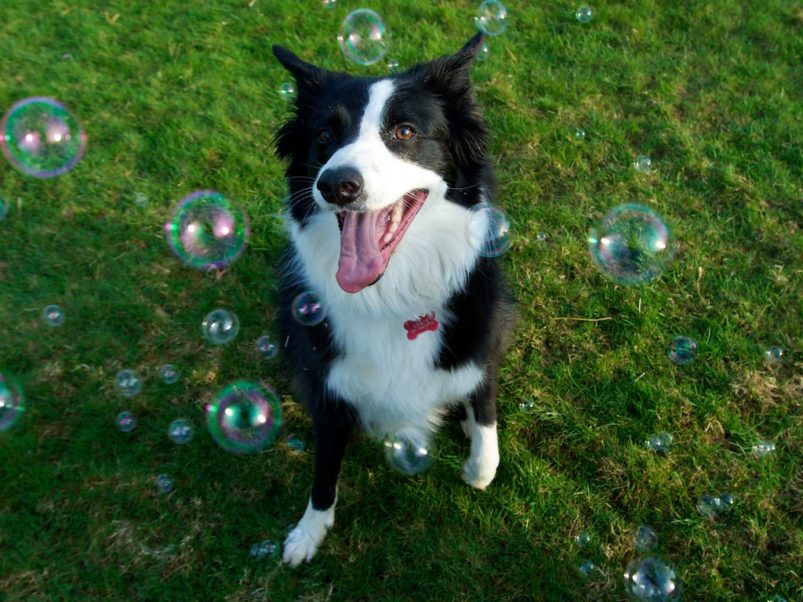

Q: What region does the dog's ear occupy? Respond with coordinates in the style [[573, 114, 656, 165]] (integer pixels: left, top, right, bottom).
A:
[[442, 33, 486, 74], [272, 45, 325, 90]]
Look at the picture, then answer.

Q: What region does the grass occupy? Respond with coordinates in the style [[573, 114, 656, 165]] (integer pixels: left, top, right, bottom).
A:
[[0, 0, 800, 600]]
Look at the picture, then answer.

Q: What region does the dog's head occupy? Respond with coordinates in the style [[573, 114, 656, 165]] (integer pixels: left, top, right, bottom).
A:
[[273, 34, 490, 294]]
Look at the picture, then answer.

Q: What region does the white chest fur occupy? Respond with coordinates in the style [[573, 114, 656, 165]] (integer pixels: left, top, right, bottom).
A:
[[287, 193, 488, 440]]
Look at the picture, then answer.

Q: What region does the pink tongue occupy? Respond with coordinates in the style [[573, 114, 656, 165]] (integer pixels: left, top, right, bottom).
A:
[[336, 208, 391, 293]]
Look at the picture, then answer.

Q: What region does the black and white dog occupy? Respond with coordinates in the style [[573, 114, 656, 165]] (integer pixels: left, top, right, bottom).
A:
[[272, 33, 515, 567]]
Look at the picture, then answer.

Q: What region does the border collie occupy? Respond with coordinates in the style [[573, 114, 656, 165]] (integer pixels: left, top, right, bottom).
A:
[[272, 33, 515, 567]]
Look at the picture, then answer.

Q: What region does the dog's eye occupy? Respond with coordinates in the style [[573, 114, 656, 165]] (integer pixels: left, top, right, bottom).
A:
[[317, 128, 333, 144], [394, 125, 416, 141]]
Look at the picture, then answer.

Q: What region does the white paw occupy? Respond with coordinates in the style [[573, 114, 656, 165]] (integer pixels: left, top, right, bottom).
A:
[[282, 498, 335, 567], [462, 452, 499, 490]]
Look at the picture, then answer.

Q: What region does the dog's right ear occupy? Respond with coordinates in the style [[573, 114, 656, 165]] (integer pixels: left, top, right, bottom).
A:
[[272, 45, 325, 90]]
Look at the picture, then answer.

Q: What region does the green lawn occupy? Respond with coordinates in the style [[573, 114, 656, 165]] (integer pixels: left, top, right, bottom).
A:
[[1, 1, 800, 600]]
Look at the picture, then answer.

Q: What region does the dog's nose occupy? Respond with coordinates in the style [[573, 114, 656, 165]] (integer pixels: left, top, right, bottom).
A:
[[316, 167, 364, 207]]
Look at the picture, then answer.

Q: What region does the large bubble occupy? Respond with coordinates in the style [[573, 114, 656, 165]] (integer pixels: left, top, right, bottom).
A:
[[338, 9, 388, 66], [206, 381, 283, 454]]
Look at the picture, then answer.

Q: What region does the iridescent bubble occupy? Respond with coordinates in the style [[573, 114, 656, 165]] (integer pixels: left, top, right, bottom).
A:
[[338, 9, 388, 66], [134, 192, 148, 208], [644, 432, 673, 455], [202, 309, 240, 345], [256, 336, 278, 360], [116, 411, 137, 433], [321, 0, 336, 8], [466, 203, 512, 257], [635, 525, 658, 552], [164, 190, 249, 271], [278, 82, 296, 101], [206, 381, 282, 454], [667, 336, 698, 365], [384, 429, 433, 476], [634, 155, 653, 173], [42, 304, 65, 327], [697, 493, 734, 518], [1, 97, 87, 178], [286, 433, 306, 453], [0, 198, 8, 221], [168, 418, 194, 444], [577, 559, 596, 578], [291, 292, 327, 327], [0, 372, 25, 431], [576, 5, 593, 24], [752, 440, 776, 458], [475, 0, 508, 36], [155, 473, 174, 494], [386, 58, 400, 73], [536, 232, 548, 242], [476, 39, 490, 61], [575, 532, 592, 547], [159, 364, 180, 384], [251, 540, 279, 560], [116, 369, 142, 397], [624, 557, 681, 601], [588, 204, 673, 285], [575, 127, 586, 140], [764, 345, 784, 364], [519, 399, 535, 411]]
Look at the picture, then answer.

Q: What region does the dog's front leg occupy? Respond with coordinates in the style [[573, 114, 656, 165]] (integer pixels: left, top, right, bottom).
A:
[[283, 404, 353, 567], [462, 378, 500, 490]]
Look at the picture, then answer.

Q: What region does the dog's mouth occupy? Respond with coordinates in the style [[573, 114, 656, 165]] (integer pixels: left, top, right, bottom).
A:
[[335, 189, 428, 293]]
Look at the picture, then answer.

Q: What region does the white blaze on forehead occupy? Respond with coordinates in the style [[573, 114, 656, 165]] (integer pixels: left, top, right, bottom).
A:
[[314, 79, 446, 212]]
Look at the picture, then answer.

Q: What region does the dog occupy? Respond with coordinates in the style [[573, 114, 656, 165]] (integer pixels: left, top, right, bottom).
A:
[[272, 33, 515, 567]]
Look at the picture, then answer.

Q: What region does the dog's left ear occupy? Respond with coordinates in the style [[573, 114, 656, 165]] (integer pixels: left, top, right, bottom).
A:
[[440, 33, 486, 75], [273, 45, 326, 92]]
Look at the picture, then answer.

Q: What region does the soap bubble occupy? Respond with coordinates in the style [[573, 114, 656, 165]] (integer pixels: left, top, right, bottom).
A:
[[577, 559, 596, 577], [536, 232, 548, 242], [155, 474, 174, 494], [667, 336, 698, 365], [576, 5, 593, 24], [164, 190, 249, 271], [278, 82, 296, 101], [251, 540, 279, 560], [644, 432, 673, 454], [291, 292, 327, 326], [159, 364, 180, 384], [0, 372, 25, 431], [635, 525, 658, 552], [286, 433, 306, 453], [0, 199, 8, 220], [134, 192, 148, 208], [575, 127, 587, 140], [321, 0, 336, 8], [588, 204, 672, 285], [634, 155, 653, 173], [1, 97, 87, 178], [256, 336, 278, 360], [697, 493, 734, 518], [466, 203, 512, 257], [519, 399, 535, 411], [116, 411, 137, 433], [168, 418, 194, 444], [42, 305, 65, 327], [384, 429, 433, 475], [752, 440, 776, 458], [116, 369, 142, 397], [476, 39, 490, 61], [624, 557, 681, 601], [338, 9, 388, 66], [764, 345, 784, 364], [475, 0, 508, 36], [206, 381, 283, 454], [202, 309, 240, 345], [575, 532, 592, 547]]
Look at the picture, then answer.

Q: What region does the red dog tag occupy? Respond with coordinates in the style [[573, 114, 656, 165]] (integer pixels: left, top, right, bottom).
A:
[[403, 311, 439, 341]]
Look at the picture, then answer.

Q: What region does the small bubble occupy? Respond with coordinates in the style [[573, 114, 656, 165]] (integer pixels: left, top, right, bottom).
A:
[[168, 418, 194, 444], [250, 540, 279, 560], [576, 5, 592, 24], [291, 292, 327, 327], [43, 304, 66, 327], [384, 429, 433, 475], [575, 532, 592, 547], [476, 39, 490, 61], [764, 345, 784, 364], [624, 557, 680, 600], [256, 336, 278, 360], [697, 493, 734, 518], [134, 192, 148, 207], [386, 58, 400, 73], [751, 440, 776, 459], [536, 232, 548, 243], [667, 336, 697, 365], [155, 473, 174, 493], [519, 399, 535, 411], [634, 155, 653, 173], [475, 0, 508, 36], [577, 559, 596, 577], [116, 411, 137, 433], [159, 364, 180, 384], [575, 127, 586, 140], [286, 433, 306, 453], [0, 198, 9, 220], [635, 525, 658, 552], [644, 432, 673, 455], [202, 309, 240, 345], [116, 369, 142, 397], [278, 82, 296, 101]]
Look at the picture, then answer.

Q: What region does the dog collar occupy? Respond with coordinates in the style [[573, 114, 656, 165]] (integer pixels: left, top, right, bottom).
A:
[[403, 311, 439, 340]]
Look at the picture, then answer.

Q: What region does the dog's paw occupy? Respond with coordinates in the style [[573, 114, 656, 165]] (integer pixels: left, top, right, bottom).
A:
[[462, 454, 498, 490], [282, 500, 335, 567]]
